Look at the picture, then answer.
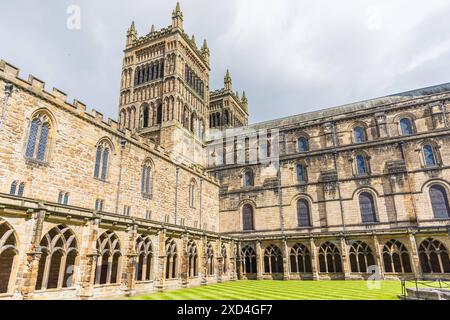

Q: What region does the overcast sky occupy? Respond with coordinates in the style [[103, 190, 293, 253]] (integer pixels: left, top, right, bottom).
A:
[[1, 0, 450, 124]]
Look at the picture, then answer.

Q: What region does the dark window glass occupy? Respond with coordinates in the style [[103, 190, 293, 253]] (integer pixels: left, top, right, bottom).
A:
[[429, 185, 450, 218], [94, 146, 102, 178], [36, 123, 49, 161], [356, 155, 367, 175], [242, 205, 254, 231], [297, 199, 311, 227], [101, 148, 109, 181], [297, 165, 307, 182], [354, 127, 365, 143], [9, 181, 17, 195], [400, 118, 413, 135], [423, 145, 436, 166], [297, 137, 309, 152], [359, 192, 377, 223], [25, 119, 41, 158], [244, 171, 254, 187]]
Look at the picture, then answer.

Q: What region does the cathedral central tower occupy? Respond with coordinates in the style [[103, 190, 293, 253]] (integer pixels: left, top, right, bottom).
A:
[[118, 3, 210, 164]]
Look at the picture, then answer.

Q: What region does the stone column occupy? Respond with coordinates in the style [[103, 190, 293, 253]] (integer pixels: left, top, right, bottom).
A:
[[372, 235, 385, 280], [255, 240, 263, 280], [121, 224, 138, 297], [230, 240, 238, 281], [18, 210, 46, 300], [155, 229, 166, 292], [236, 241, 242, 280], [340, 237, 351, 279], [309, 237, 319, 280], [77, 217, 100, 300], [282, 239, 290, 280], [200, 236, 208, 286], [180, 232, 189, 288], [408, 231, 422, 279], [216, 238, 223, 283]]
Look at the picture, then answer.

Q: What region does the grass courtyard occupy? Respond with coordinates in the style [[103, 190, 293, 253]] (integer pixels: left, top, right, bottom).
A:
[[132, 280, 417, 300]]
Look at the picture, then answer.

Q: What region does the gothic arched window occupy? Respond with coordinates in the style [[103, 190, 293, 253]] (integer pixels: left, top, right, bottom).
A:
[[94, 141, 111, 181], [143, 105, 149, 128], [359, 192, 377, 223], [206, 243, 214, 276], [290, 243, 312, 273], [418, 238, 450, 274], [165, 239, 177, 279], [0, 219, 18, 294], [264, 245, 284, 274], [25, 113, 52, 162], [242, 204, 254, 231], [297, 199, 311, 227], [141, 162, 152, 196], [400, 118, 414, 135], [243, 170, 254, 187], [382, 240, 412, 273], [429, 184, 450, 218], [156, 103, 163, 125], [356, 155, 367, 176], [241, 246, 257, 274], [423, 145, 437, 167], [297, 137, 309, 152], [349, 241, 375, 273], [95, 231, 121, 285], [135, 235, 153, 281], [9, 181, 17, 195], [296, 164, 307, 183], [189, 180, 196, 208], [353, 127, 366, 143], [35, 225, 78, 290], [318, 242, 342, 273], [187, 240, 198, 277]]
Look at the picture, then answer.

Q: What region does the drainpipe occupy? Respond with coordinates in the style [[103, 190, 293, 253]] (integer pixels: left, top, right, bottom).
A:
[[0, 83, 14, 128], [115, 139, 127, 214]]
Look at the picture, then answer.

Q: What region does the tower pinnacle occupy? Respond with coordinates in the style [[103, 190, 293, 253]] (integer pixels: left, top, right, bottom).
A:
[[172, 2, 183, 30], [224, 69, 232, 91], [126, 21, 138, 46]]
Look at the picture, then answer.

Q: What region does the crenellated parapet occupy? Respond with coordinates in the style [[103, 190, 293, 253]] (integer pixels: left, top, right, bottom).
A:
[[0, 59, 219, 186]]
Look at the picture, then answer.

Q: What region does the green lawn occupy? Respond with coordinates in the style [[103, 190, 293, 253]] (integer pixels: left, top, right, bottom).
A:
[[132, 280, 417, 300]]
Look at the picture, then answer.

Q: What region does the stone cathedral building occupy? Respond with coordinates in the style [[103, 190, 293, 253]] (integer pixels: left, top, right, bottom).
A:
[[0, 3, 449, 300]]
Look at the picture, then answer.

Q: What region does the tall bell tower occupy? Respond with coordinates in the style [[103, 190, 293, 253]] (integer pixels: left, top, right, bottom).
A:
[[118, 3, 211, 165]]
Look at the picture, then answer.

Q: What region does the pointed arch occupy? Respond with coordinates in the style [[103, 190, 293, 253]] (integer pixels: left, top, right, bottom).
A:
[[0, 219, 19, 294], [264, 244, 283, 274], [165, 238, 177, 279], [94, 138, 114, 181], [241, 245, 257, 274], [419, 238, 450, 274], [290, 243, 312, 273], [35, 225, 78, 290], [187, 240, 198, 277], [25, 109, 56, 162], [318, 242, 342, 273], [349, 241, 375, 273], [382, 239, 412, 273], [94, 231, 121, 285], [135, 235, 153, 281]]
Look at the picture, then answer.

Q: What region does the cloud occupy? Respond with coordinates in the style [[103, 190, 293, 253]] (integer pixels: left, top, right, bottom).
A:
[[1, 0, 450, 124]]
